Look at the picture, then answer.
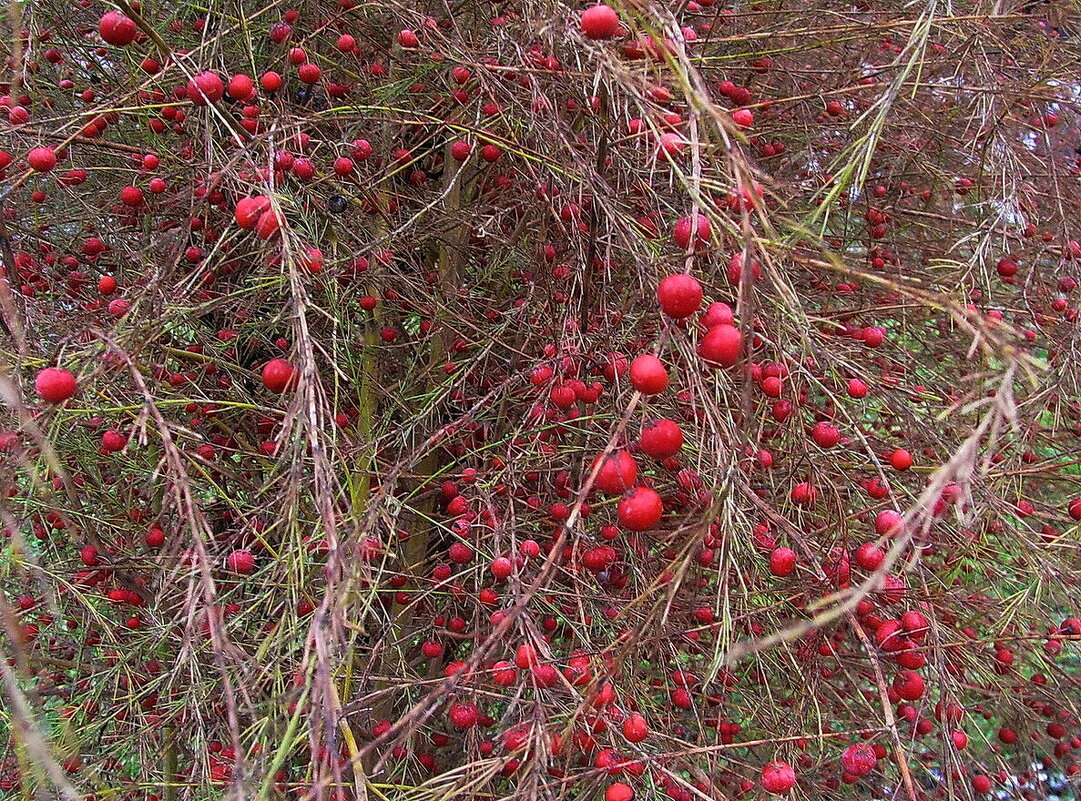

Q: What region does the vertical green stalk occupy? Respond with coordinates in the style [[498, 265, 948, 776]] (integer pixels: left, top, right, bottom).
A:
[[163, 727, 177, 801]]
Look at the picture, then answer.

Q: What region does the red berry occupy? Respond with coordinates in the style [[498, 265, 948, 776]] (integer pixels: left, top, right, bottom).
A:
[[617, 486, 663, 531], [893, 670, 925, 700], [35, 367, 77, 403], [854, 542, 885, 571], [260, 71, 283, 92], [605, 783, 634, 801], [841, 743, 877, 777], [580, 4, 620, 40], [874, 510, 905, 536], [700, 302, 734, 328], [235, 196, 271, 229], [301, 246, 324, 274], [727, 252, 762, 285], [120, 186, 143, 206], [639, 418, 684, 459], [769, 547, 796, 577], [514, 643, 539, 669], [101, 430, 128, 452], [227, 73, 255, 100], [889, 448, 913, 470], [592, 450, 639, 495], [421, 640, 443, 658], [862, 326, 886, 347], [187, 71, 224, 105], [656, 273, 704, 318], [847, 378, 868, 398], [81, 545, 100, 566], [261, 358, 296, 393], [622, 713, 648, 742], [450, 140, 472, 161], [810, 421, 840, 449], [256, 208, 284, 239], [790, 481, 816, 506], [27, 146, 57, 172], [761, 760, 796, 794], [673, 214, 711, 251], [98, 11, 136, 46], [448, 702, 478, 729], [226, 549, 255, 573], [629, 354, 668, 395], [698, 324, 742, 367]]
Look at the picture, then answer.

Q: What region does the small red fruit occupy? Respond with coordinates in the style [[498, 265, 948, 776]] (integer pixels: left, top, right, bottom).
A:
[[81, 545, 100, 566], [889, 448, 913, 470], [580, 4, 620, 40], [300, 246, 324, 274], [514, 643, 539, 669], [35, 367, 77, 403], [450, 140, 472, 161], [226, 550, 255, 573], [260, 71, 283, 92], [656, 273, 704, 319], [28, 147, 57, 172], [672, 213, 711, 251], [120, 186, 144, 206], [448, 702, 479, 729], [261, 358, 296, 393], [732, 108, 754, 128], [727, 252, 762, 285], [698, 324, 742, 367], [622, 713, 648, 742], [761, 760, 796, 794], [854, 542, 885, 571], [98, 11, 137, 46], [893, 670, 925, 700], [629, 354, 668, 395], [790, 482, 816, 506], [187, 71, 224, 105], [769, 547, 796, 577], [227, 73, 255, 101], [256, 208, 284, 239], [874, 510, 905, 536], [639, 419, 683, 459], [700, 302, 734, 328], [101, 430, 128, 452], [841, 743, 876, 777], [810, 421, 840, 449], [235, 196, 271, 229], [592, 450, 639, 495], [617, 486, 663, 531], [847, 378, 868, 398]]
